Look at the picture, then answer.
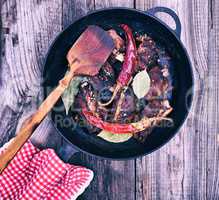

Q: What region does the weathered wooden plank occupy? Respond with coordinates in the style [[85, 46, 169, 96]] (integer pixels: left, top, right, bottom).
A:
[[0, 0, 64, 149], [94, 0, 134, 8], [181, 1, 209, 199], [206, 0, 219, 199], [71, 154, 135, 200], [0, 0, 25, 146], [62, 0, 95, 28], [1, 0, 218, 200], [62, 1, 136, 199], [135, 0, 209, 199]]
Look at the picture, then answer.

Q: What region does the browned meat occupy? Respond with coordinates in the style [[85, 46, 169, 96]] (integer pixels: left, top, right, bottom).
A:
[[88, 62, 115, 91], [73, 97, 101, 134], [96, 106, 111, 121], [113, 89, 137, 123], [99, 62, 115, 81], [145, 66, 169, 100], [142, 99, 171, 118], [134, 99, 172, 142], [137, 35, 158, 69]]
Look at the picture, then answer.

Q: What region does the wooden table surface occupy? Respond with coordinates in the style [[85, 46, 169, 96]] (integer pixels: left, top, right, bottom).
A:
[[0, 0, 218, 199]]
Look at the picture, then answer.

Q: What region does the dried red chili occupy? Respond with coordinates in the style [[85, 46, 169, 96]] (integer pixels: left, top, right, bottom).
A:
[[117, 24, 137, 85], [99, 24, 137, 106], [81, 102, 172, 134]]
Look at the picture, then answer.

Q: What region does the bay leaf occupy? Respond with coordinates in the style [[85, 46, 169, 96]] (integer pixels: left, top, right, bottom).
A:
[[61, 72, 87, 115], [97, 130, 132, 143], [132, 69, 150, 99]]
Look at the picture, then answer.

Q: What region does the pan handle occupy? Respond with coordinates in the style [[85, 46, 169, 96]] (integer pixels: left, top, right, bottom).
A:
[[58, 138, 79, 162], [146, 7, 181, 38]]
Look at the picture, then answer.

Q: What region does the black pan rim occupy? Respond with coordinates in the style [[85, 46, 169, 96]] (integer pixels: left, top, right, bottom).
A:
[[43, 7, 195, 160]]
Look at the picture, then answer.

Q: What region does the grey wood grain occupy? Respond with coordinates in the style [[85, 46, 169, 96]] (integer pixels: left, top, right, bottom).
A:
[[0, 0, 218, 199], [62, 0, 95, 29], [135, 0, 218, 200], [0, 0, 25, 146], [206, 0, 219, 199], [0, 0, 64, 148]]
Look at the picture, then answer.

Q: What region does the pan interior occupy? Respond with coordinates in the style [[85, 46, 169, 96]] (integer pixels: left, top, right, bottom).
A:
[[43, 8, 193, 159]]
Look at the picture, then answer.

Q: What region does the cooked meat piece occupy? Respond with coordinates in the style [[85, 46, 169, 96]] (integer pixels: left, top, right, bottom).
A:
[[96, 105, 114, 121], [141, 102, 160, 118], [88, 76, 105, 91], [157, 50, 174, 100], [99, 62, 115, 81], [72, 96, 100, 134], [107, 29, 124, 50], [156, 48, 173, 78], [135, 99, 172, 142], [137, 35, 158, 69], [141, 99, 171, 118], [136, 98, 148, 113], [98, 88, 113, 104], [145, 66, 169, 100], [113, 89, 137, 123], [88, 62, 115, 91]]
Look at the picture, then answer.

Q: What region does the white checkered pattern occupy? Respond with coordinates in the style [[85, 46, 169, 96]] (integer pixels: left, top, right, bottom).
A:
[[0, 141, 93, 200]]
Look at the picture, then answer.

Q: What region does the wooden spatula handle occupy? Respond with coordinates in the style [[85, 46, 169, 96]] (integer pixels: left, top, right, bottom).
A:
[[0, 70, 75, 173]]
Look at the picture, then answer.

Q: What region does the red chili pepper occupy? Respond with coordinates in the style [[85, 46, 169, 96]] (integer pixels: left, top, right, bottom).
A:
[[81, 101, 172, 134], [99, 24, 137, 106], [117, 24, 137, 85], [82, 107, 137, 133]]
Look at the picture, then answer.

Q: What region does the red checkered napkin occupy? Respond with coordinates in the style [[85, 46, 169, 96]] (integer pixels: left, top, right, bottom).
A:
[[0, 141, 93, 200]]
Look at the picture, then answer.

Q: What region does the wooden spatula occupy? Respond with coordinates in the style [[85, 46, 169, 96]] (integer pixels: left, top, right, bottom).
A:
[[0, 25, 115, 173]]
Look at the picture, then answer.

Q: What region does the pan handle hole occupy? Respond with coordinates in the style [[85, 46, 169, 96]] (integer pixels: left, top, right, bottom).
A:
[[154, 12, 176, 30]]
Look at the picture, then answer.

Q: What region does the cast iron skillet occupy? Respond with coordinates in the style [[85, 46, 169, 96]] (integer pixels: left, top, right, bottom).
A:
[[43, 7, 194, 160]]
